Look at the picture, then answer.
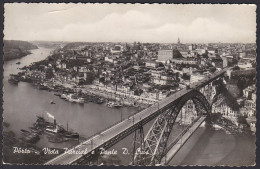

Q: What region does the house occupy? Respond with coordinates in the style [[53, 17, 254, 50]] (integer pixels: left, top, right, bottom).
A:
[[190, 73, 205, 84], [179, 49, 190, 58], [158, 49, 182, 61], [238, 59, 253, 69], [105, 56, 118, 64], [158, 49, 173, 61], [211, 58, 223, 69], [213, 101, 238, 120], [171, 58, 197, 65], [145, 61, 159, 68], [151, 71, 178, 86], [246, 116, 256, 133], [240, 107, 256, 117]]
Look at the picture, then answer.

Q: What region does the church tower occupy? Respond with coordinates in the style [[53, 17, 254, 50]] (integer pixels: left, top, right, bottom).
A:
[[177, 37, 180, 44]]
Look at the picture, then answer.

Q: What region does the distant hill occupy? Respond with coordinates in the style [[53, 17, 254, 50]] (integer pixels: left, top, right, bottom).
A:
[[62, 42, 100, 50], [32, 41, 68, 49], [62, 42, 89, 50], [3, 40, 38, 61]]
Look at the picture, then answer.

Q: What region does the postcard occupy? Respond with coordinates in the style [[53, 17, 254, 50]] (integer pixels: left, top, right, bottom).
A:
[[2, 3, 256, 166]]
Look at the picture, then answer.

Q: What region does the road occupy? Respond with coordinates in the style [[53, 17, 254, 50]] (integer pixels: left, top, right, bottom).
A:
[[45, 68, 228, 165]]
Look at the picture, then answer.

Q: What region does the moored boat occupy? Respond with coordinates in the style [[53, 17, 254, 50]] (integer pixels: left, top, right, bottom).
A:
[[106, 101, 122, 108], [54, 93, 61, 96], [50, 100, 55, 104]]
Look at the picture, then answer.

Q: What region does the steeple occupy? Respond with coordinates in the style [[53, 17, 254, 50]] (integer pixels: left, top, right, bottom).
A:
[[177, 37, 180, 44]]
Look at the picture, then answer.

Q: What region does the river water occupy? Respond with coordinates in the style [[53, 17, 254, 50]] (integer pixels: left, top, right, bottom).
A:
[[3, 47, 256, 165]]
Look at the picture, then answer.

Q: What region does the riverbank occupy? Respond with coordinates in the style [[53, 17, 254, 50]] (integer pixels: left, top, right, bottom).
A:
[[10, 74, 154, 108], [4, 40, 38, 61]]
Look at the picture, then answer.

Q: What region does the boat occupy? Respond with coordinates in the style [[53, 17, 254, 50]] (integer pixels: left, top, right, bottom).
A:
[[97, 98, 105, 104], [23, 134, 40, 144], [47, 136, 64, 143], [33, 114, 80, 142], [8, 74, 19, 85], [106, 101, 122, 108], [225, 130, 232, 135], [29, 127, 42, 135], [54, 93, 61, 96], [50, 100, 55, 104], [74, 98, 85, 104], [67, 94, 85, 104], [45, 120, 64, 134], [20, 129, 40, 144], [38, 84, 48, 90], [60, 94, 67, 99], [20, 129, 31, 136], [8, 78, 19, 85], [64, 133, 79, 140], [114, 102, 123, 108], [16, 61, 21, 65], [106, 101, 117, 108]]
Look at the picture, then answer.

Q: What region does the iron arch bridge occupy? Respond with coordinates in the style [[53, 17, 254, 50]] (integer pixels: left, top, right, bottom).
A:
[[45, 68, 229, 165], [133, 90, 211, 165]]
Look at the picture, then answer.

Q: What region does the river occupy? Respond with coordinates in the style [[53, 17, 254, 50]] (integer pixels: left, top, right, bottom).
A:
[[3, 47, 256, 165]]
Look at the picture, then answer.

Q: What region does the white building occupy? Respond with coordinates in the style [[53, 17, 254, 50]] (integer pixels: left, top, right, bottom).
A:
[[190, 73, 205, 84], [238, 60, 253, 69], [145, 61, 159, 68]]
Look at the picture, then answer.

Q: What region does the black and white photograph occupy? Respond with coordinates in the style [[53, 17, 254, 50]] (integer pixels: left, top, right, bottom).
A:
[[2, 3, 257, 166]]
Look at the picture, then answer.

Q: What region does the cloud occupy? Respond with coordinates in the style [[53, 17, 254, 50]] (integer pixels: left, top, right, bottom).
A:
[[4, 4, 256, 43]]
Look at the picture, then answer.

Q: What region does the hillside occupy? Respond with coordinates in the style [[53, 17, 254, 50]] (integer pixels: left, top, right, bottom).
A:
[[3, 40, 38, 61], [32, 41, 68, 49]]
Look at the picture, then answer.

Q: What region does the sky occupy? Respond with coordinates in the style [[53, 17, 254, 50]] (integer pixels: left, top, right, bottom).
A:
[[4, 3, 256, 43]]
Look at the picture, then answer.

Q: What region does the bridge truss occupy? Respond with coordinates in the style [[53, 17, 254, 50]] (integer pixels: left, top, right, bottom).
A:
[[133, 90, 212, 165]]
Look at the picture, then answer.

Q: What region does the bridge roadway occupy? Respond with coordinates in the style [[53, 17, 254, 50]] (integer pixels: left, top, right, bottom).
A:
[[45, 68, 228, 165]]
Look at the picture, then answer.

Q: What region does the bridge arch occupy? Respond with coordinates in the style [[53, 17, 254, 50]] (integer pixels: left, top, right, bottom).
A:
[[134, 89, 211, 165]]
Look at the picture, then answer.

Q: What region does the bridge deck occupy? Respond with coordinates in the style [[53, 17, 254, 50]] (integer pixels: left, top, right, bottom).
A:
[[45, 68, 228, 165]]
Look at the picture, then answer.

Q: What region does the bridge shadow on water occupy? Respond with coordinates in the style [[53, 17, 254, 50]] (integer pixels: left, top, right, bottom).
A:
[[169, 126, 255, 166], [169, 126, 232, 165], [172, 126, 215, 165]]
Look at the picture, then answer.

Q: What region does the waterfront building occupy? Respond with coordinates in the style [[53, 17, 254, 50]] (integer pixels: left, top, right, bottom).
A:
[[213, 101, 238, 121], [243, 85, 256, 99], [246, 116, 256, 133]]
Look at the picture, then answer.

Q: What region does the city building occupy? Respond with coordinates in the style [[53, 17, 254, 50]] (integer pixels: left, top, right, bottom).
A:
[[190, 73, 205, 84], [145, 61, 159, 68], [171, 58, 197, 65]]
